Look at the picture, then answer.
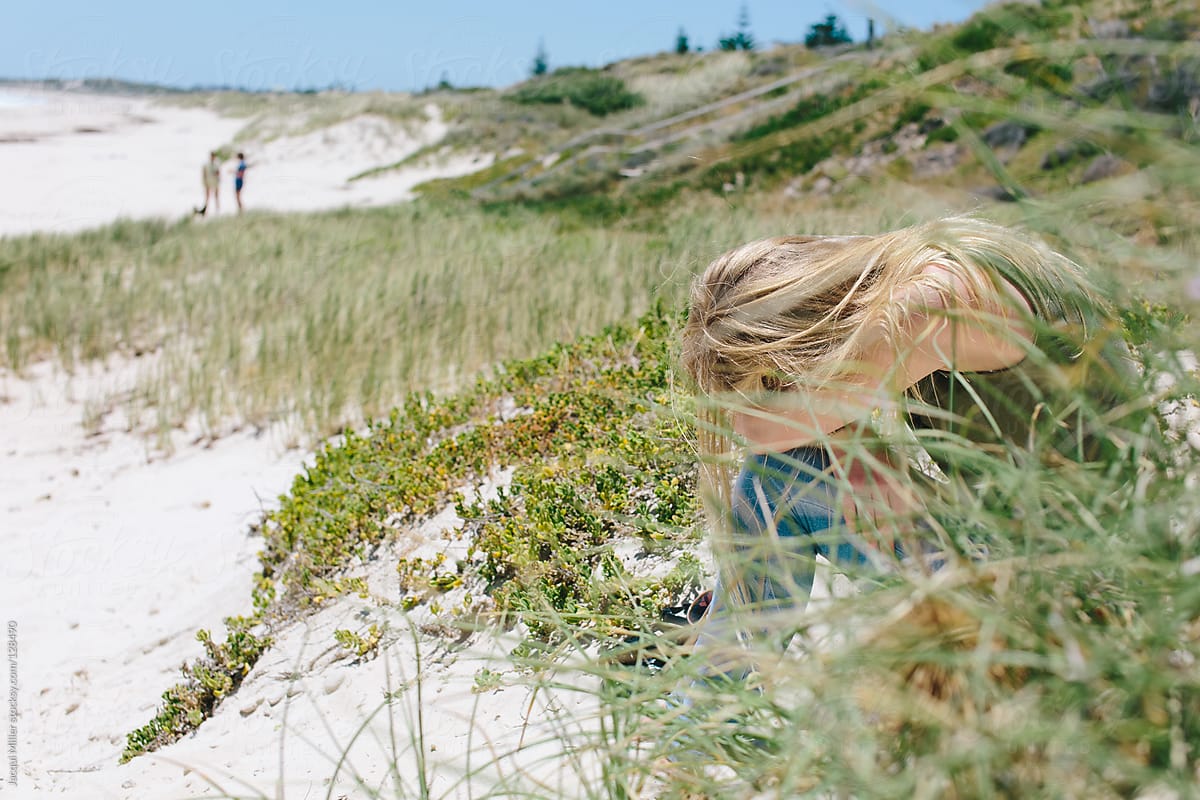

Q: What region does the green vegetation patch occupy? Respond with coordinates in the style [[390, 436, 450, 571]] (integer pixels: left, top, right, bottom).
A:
[[733, 79, 886, 143], [413, 152, 533, 199], [122, 617, 268, 762], [460, 413, 700, 641], [124, 305, 703, 760], [258, 304, 697, 618], [916, 1, 1076, 71], [693, 79, 887, 192], [508, 67, 644, 116], [703, 133, 837, 191]]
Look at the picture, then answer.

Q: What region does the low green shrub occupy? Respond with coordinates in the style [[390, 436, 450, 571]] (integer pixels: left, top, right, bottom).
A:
[[508, 68, 643, 116], [123, 305, 698, 759], [1004, 57, 1074, 92], [462, 414, 699, 640], [333, 624, 383, 659], [915, 1, 1075, 71], [926, 123, 960, 144], [121, 617, 269, 762], [733, 79, 886, 143], [951, 2, 1072, 53], [703, 133, 836, 191]]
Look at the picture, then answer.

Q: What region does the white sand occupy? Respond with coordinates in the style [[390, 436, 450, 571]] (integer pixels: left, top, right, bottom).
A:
[[0, 90, 245, 236], [56, 469, 617, 799], [225, 107, 492, 215], [0, 89, 492, 237], [0, 357, 306, 794]]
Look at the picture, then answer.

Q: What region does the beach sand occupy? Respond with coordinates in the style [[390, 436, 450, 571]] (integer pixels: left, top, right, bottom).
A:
[[0, 88, 491, 237], [1, 355, 306, 794]]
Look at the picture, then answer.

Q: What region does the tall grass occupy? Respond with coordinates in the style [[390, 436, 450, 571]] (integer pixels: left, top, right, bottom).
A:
[[622, 51, 755, 119], [1, 203, 665, 437], [0, 191, 961, 441]]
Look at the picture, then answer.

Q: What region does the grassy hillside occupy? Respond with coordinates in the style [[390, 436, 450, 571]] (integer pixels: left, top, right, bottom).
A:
[[450, 0, 1200, 214], [4, 0, 1200, 793]]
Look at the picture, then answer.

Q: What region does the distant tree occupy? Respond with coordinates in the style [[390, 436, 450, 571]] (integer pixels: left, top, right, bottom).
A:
[[675, 27, 690, 54], [736, 4, 754, 47], [531, 40, 549, 76], [805, 14, 853, 48], [718, 4, 756, 51], [436, 70, 453, 91]]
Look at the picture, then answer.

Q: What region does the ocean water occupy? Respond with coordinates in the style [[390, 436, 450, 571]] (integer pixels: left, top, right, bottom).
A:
[[0, 92, 47, 110]]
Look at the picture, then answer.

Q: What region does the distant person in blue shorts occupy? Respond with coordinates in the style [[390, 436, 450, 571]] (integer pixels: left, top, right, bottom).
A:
[[234, 152, 250, 213]]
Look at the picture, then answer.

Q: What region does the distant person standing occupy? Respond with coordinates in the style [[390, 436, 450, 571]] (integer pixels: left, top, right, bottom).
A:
[[234, 152, 249, 213], [200, 151, 220, 216]]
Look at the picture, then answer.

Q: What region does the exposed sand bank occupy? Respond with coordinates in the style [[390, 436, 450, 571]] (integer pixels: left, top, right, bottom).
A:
[[1, 357, 307, 794]]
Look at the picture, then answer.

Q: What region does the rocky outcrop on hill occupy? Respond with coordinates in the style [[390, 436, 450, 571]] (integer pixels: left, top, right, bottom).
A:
[[788, 121, 963, 196]]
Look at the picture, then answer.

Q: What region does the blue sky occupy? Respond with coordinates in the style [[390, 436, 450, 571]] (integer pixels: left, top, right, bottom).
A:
[[1, 1, 992, 92]]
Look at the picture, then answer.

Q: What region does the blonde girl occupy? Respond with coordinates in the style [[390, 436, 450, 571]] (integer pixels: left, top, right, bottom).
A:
[[678, 216, 1149, 664]]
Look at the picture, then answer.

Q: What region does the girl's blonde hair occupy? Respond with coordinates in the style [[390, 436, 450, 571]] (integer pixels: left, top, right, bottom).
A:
[[682, 216, 1104, 397], [680, 216, 1111, 592]]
